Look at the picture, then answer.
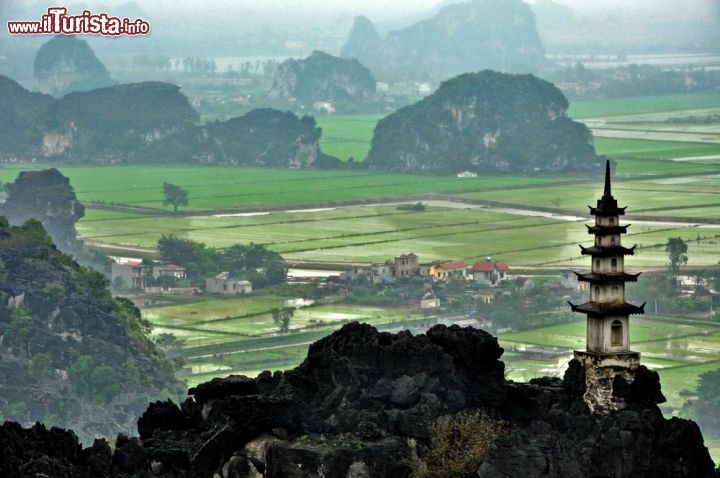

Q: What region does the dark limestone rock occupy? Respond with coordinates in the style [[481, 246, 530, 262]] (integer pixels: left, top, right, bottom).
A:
[[112, 434, 148, 474], [264, 437, 414, 478], [0, 323, 717, 477], [613, 365, 666, 405], [189, 374, 259, 405]]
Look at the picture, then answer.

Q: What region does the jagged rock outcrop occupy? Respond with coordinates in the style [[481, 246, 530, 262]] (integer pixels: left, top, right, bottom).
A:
[[42, 81, 199, 161], [0, 323, 716, 477], [269, 51, 376, 110], [340, 16, 382, 71], [33, 35, 115, 97], [1, 168, 84, 253], [340, 0, 547, 79], [0, 75, 331, 167], [366, 70, 604, 175], [0, 218, 183, 445]]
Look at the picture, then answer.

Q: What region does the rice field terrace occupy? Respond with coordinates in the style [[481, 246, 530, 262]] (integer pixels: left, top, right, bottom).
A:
[[141, 293, 433, 386]]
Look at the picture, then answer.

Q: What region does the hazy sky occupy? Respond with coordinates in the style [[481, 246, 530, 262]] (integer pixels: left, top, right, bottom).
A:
[[5, 0, 717, 24]]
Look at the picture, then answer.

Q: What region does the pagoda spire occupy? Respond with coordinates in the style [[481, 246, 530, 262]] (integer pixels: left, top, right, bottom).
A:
[[603, 160, 612, 198]]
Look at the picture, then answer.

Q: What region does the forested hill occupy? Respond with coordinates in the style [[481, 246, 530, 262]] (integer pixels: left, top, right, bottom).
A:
[[33, 35, 115, 97], [0, 76, 328, 167], [340, 0, 546, 79], [0, 218, 184, 444], [365, 70, 604, 175], [269, 50, 376, 108]]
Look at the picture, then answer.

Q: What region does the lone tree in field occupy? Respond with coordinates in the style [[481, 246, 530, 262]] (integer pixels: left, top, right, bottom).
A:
[[162, 182, 189, 212], [271, 307, 294, 334], [666, 237, 688, 274]]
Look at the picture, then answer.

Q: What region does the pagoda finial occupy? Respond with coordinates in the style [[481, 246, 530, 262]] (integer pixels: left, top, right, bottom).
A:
[[603, 160, 612, 198]]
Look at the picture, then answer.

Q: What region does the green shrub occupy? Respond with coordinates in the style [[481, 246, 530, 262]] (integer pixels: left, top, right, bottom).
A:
[[413, 410, 504, 478]]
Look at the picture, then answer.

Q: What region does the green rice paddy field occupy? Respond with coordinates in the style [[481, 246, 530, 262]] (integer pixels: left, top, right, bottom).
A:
[[3, 91, 720, 457]]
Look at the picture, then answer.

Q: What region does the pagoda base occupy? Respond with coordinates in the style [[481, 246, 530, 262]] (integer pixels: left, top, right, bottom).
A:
[[573, 350, 641, 414], [574, 350, 640, 369]]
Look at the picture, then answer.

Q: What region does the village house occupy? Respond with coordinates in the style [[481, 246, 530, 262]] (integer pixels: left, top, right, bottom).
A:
[[394, 253, 419, 278], [205, 272, 252, 295], [371, 262, 394, 284], [430, 261, 468, 282], [560, 269, 588, 291], [153, 264, 187, 281], [515, 276, 534, 292], [111, 260, 150, 290], [472, 258, 509, 285], [371, 253, 420, 284]]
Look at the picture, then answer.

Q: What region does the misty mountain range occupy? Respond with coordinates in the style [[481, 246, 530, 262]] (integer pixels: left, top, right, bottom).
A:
[[1, 0, 718, 84]]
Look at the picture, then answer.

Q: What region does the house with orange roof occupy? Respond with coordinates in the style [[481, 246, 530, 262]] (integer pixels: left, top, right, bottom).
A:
[[472, 258, 510, 286]]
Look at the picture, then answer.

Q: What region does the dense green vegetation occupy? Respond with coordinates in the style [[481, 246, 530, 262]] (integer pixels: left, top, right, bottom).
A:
[[270, 51, 376, 108], [0, 76, 326, 167], [157, 235, 286, 287], [0, 218, 183, 443], [366, 71, 601, 174]]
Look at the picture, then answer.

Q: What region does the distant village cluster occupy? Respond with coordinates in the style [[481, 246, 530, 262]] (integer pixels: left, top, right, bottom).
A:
[[110, 258, 252, 295], [109, 252, 539, 305]]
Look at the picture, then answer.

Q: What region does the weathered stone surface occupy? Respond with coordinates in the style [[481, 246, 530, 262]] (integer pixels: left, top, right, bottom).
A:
[[0, 323, 716, 477]]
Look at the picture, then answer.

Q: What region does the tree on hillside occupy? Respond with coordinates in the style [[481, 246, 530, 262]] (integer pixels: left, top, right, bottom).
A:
[[666, 237, 688, 274], [162, 182, 189, 212]]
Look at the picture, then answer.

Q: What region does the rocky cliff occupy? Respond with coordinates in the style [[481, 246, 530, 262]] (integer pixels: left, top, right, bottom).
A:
[[33, 35, 115, 97], [0, 218, 183, 445], [340, 0, 547, 79], [269, 51, 376, 110], [366, 70, 603, 175], [1, 168, 84, 253], [0, 322, 715, 477], [0, 75, 328, 167]]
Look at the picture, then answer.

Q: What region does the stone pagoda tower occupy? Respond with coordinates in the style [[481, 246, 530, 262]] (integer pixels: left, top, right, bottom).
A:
[[569, 160, 646, 412]]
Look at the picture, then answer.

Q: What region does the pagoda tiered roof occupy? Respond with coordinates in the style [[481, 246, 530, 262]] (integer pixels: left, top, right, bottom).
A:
[[586, 224, 629, 235], [568, 300, 646, 318], [574, 271, 641, 284], [579, 245, 636, 257]]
